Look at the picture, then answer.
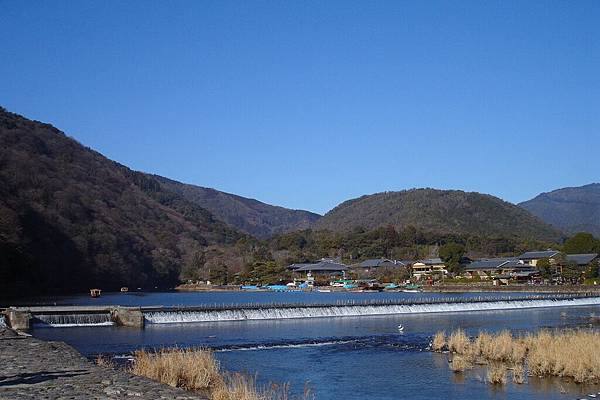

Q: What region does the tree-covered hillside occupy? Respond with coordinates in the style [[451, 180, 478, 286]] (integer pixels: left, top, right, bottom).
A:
[[153, 176, 320, 238], [519, 184, 600, 237], [314, 189, 562, 242], [0, 107, 246, 295]]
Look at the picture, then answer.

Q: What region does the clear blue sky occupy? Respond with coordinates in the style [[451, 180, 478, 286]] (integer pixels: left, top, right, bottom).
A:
[[1, 1, 599, 214]]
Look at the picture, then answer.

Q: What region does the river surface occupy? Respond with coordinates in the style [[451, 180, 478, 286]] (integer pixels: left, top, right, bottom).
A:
[[23, 291, 600, 400]]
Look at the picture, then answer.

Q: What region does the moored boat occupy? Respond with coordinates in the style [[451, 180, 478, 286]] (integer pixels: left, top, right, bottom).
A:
[[402, 283, 422, 293]]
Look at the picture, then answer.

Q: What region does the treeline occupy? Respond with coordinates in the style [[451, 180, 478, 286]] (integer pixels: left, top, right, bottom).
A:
[[268, 225, 553, 264], [179, 225, 561, 285]]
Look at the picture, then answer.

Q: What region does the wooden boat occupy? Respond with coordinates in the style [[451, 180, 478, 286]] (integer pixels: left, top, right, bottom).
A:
[[120, 287, 129, 292], [90, 288, 102, 298]]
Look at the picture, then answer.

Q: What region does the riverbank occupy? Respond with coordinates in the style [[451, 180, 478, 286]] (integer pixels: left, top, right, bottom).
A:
[[422, 284, 600, 293], [0, 327, 206, 399], [176, 283, 600, 294]]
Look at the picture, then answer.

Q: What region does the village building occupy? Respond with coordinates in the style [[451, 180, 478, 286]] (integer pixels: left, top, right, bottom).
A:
[[355, 258, 412, 273], [463, 258, 516, 279], [565, 253, 599, 267], [292, 259, 349, 277], [411, 258, 447, 279], [517, 250, 561, 266]]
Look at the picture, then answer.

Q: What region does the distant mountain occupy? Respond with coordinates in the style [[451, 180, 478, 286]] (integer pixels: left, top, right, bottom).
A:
[[0, 107, 243, 295], [153, 176, 321, 238], [519, 184, 600, 237], [314, 189, 562, 241]]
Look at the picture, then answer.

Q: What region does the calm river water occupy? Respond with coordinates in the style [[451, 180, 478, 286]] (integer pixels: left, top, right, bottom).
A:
[[23, 291, 600, 400]]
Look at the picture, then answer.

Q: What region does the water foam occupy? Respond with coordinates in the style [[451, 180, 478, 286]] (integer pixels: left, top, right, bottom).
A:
[[144, 297, 600, 324], [34, 313, 114, 327]]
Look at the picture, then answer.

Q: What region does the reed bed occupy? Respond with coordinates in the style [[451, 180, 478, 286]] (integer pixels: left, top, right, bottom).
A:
[[129, 348, 313, 400], [432, 328, 600, 385]]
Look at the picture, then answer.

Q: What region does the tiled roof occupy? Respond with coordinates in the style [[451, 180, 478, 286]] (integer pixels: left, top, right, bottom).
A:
[[418, 258, 444, 265], [286, 263, 313, 270], [566, 253, 599, 266], [294, 261, 349, 272], [464, 259, 512, 271], [359, 258, 395, 268], [517, 250, 560, 260]]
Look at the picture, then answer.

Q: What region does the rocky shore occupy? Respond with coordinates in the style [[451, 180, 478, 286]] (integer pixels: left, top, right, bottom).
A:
[[0, 328, 207, 400]]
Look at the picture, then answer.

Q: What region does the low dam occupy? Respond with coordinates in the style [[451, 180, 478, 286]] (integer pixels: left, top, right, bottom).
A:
[[4, 293, 600, 330]]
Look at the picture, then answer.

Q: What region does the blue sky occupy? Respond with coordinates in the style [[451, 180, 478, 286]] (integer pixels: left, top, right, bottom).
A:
[[1, 1, 599, 214]]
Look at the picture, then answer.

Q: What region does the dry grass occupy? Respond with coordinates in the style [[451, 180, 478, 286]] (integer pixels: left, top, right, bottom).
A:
[[431, 331, 446, 352], [447, 329, 470, 355], [525, 330, 600, 383], [131, 348, 224, 393], [450, 356, 470, 373], [130, 348, 313, 400], [487, 362, 506, 385], [441, 328, 600, 385], [511, 363, 525, 384], [95, 354, 115, 368]]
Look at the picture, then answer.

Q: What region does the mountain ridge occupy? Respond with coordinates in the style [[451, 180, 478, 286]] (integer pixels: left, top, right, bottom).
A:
[[0, 107, 244, 295], [314, 188, 562, 241], [152, 175, 321, 238], [519, 183, 600, 237]]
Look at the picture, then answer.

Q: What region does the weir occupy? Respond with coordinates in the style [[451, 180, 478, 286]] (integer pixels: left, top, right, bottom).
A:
[[4, 293, 600, 329]]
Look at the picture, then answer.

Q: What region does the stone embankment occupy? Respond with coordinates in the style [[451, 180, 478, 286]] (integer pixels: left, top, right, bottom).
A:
[[0, 328, 206, 400]]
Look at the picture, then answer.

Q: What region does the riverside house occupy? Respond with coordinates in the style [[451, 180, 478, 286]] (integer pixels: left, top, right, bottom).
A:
[[463, 258, 516, 279], [565, 253, 599, 267], [517, 250, 561, 266], [291, 259, 349, 278], [412, 258, 447, 279], [356, 258, 412, 273]]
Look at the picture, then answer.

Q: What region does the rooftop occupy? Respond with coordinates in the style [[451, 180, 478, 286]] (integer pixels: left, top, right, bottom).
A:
[[416, 257, 444, 265], [294, 260, 349, 272], [517, 250, 560, 260], [464, 259, 514, 271], [565, 253, 599, 266], [359, 258, 396, 268]]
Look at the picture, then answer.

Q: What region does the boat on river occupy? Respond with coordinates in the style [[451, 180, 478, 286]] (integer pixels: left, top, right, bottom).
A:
[[402, 284, 422, 293]]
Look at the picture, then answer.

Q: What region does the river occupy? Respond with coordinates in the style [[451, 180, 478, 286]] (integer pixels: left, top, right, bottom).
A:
[[20, 291, 600, 400]]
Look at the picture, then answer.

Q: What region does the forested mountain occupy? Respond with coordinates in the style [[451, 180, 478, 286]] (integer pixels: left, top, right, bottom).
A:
[[519, 184, 600, 237], [0, 107, 246, 295], [314, 189, 562, 241], [153, 176, 320, 238]]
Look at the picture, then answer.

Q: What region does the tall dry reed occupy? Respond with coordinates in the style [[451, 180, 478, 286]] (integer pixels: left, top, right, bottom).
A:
[[130, 348, 313, 400], [432, 331, 446, 352], [440, 328, 600, 385], [447, 329, 470, 355], [131, 348, 224, 393], [487, 362, 506, 385]]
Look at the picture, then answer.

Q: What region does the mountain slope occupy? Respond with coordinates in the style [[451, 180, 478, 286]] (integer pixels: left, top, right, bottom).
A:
[[519, 184, 600, 237], [153, 176, 320, 238], [0, 107, 243, 295], [314, 189, 562, 241]]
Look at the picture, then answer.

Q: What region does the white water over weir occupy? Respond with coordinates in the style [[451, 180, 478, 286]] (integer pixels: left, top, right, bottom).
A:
[[34, 313, 114, 327], [144, 295, 600, 324]]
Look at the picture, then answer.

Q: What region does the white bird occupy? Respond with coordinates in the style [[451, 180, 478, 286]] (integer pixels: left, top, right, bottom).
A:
[[397, 325, 404, 332]]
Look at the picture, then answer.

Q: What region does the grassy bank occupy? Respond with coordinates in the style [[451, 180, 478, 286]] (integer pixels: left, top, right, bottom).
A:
[[433, 329, 600, 384], [128, 348, 312, 400]]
